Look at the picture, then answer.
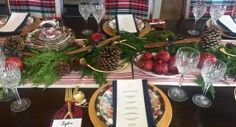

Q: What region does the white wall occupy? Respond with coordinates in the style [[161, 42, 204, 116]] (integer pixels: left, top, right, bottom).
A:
[[152, 0, 162, 18]]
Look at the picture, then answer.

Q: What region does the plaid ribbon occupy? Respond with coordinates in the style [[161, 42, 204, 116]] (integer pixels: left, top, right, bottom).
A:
[[185, 0, 236, 19], [105, 0, 149, 19], [9, 0, 61, 18]]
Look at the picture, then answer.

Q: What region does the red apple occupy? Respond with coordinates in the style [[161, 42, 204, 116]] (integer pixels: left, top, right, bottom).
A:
[[155, 50, 171, 63], [139, 59, 154, 71], [168, 56, 178, 74], [153, 62, 169, 74], [6, 57, 24, 72], [197, 52, 217, 69], [141, 52, 153, 60], [91, 32, 103, 43]]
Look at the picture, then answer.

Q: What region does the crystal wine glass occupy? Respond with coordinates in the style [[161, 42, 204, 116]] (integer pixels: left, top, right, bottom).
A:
[[168, 47, 200, 102], [1, 61, 31, 112], [192, 59, 227, 108], [78, 0, 93, 36], [0, 50, 15, 102], [92, 0, 106, 32], [210, 5, 226, 25], [187, 1, 207, 35]]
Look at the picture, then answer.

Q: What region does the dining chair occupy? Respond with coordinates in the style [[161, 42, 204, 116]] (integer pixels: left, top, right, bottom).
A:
[[184, 0, 236, 19], [6, 0, 64, 19], [105, 0, 161, 19]]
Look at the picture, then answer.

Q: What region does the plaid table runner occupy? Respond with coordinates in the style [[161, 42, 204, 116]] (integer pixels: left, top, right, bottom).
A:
[[185, 0, 236, 19], [8, 0, 63, 18], [105, 0, 149, 19]]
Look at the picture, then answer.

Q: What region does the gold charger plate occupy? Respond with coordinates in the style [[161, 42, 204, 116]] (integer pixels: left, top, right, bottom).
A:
[[102, 20, 151, 37], [88, 84, 172, 127]]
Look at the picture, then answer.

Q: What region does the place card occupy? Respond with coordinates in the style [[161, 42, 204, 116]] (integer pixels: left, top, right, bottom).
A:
[[113, 79, 155, 127], [218, 15, 236, 33], [116, 14, 138, 34], [52, 118, 82, 127]]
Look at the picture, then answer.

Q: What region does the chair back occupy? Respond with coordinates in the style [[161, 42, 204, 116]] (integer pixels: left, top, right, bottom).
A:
[[105, 0, 154, 19], [6, 0, 63, 19]]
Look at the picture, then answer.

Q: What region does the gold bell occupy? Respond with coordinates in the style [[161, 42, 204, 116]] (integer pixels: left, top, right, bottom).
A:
[[74, 91, 85, 103]]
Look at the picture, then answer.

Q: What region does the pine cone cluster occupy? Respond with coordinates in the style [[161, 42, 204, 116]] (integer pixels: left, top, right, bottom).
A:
[[97, 44, 121, 71], [3, 36, 25, 57], [56, 61, 71, 76], [199, 27, 221, 50], [69, 57, 80, 71]]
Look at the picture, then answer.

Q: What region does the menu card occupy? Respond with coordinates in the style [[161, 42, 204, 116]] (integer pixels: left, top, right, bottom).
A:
[[0, 12, 29, 34], [116, 14, 138, 34], [112, 79, 155, 127], [217, 15, 236, 33]]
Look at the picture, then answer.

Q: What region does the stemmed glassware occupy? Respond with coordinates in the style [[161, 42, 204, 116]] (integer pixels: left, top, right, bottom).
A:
[[210, 5, 226, 25], [168, 47, 200, 102], [187, 1, 207, 35], [0, 50, 15, 102], [192, 59, 227, 108], [78, 0, 93, 36], [91, 0, 106, 32], [1, 61, 31, 112]]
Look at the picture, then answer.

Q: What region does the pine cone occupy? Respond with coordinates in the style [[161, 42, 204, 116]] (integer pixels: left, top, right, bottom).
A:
[[3, 36, 25, 57], [199, 27, 221, 50], [97, 44, 121, 71], [69, 57, 80, 71], [56, 61, 71, 76]]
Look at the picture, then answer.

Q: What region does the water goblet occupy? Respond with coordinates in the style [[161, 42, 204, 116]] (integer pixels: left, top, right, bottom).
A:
[[0, 50, 15, 102], [210, 5, 226, 25], [187, 1, 207, 35], [192, 59, 227, 108], [91, 0, 106, 32], [78, 0, 93, 36], [168, 47, 200, 102], [1, 61, 31, 112]]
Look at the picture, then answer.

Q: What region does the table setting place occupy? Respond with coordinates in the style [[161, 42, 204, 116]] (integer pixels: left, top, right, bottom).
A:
[[50, 87, 88, 127]]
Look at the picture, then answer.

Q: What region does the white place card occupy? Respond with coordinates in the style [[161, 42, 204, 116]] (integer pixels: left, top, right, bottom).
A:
[[52, 118, 82, 127], [115, 79, 148, 127], [219, 15, 236, 33], [116, 14, 138, 33], [0, 12, 28, 32]]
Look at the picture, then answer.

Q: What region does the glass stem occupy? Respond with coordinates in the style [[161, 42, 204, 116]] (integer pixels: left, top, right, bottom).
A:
[[97, 21, 101, 32], [13, 87, 22, 104], [178, 74, 184, 88], [3, 86, 8, 94], [202, 82, 211, 97], [193, 19, 197, 30], [85, 19, 88, 30]]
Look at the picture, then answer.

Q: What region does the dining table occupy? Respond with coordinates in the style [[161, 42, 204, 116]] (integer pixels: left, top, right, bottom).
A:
[[0, 16, 236, 127]]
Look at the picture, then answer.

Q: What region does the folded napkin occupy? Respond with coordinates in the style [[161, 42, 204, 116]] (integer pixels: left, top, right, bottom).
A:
[[112, 79, 156, 127], [217, 15, 236, 36], [0, 12, 29, 35]]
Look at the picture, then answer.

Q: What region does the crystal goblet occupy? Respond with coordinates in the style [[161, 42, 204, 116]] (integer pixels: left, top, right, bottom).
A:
[[78, 0, 93, 36], [192, 59, 227, 108], [187, 1, 207, 35], [1, 61, 31, 112], [168, 47, 200, 102]]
